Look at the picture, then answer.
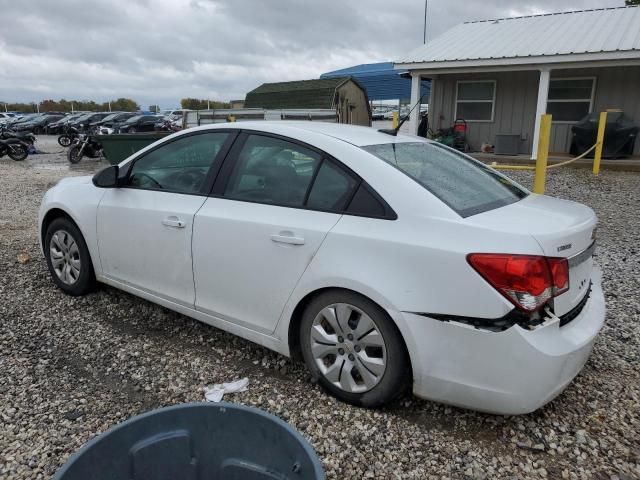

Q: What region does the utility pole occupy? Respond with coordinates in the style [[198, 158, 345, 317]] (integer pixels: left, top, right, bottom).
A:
[[207, 100, 210, 110], [423, 0, 428, 44]]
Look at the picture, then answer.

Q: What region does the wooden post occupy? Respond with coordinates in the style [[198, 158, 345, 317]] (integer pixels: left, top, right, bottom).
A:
[[592, 111, 607, 175], [533, 114, 552, 194], [392, 111, 399, 130]]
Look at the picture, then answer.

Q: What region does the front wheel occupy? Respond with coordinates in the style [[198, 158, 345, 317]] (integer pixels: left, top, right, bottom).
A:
[[44, 217, 96, 295], [58, 135, 72, 147], [129, 127, 137, 133], [67, 144, 83, 164], [8, 144, 28, 161], [300, 290, 410, 407]]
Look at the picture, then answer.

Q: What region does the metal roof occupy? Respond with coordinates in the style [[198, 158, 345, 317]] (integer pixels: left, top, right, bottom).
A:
[[396, 6, 640, 67], [321, 62, 429, 101]]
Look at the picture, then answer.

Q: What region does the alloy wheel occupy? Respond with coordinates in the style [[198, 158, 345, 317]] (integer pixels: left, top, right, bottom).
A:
[[310, 303, 387, 393], [50, 229, 81, 285]]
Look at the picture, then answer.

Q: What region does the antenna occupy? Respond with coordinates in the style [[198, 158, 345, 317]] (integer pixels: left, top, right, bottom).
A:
[[378, 92, 426, 136]]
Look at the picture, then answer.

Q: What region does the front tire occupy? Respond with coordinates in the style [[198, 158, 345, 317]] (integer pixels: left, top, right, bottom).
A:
[[67, 144, 83, 164], [300, 290, 410, 407], [58, 135, 72, 147], [44, 217, 95, 295]]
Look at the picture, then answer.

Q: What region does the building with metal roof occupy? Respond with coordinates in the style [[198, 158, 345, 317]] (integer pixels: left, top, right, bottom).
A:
[[320, 62, 429, 101], [396, 6, 640, 157], [244, 77, 371, 126]]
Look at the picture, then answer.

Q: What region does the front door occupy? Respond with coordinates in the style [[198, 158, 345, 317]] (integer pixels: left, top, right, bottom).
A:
[[97, 131, 232, 307]]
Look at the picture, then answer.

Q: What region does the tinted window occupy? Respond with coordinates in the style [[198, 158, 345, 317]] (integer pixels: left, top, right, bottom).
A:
[[362, 142, 527, 217], [306, 160, 358, 211], [346, 184, 387, 218], [224, 134, 321, 207], [128, 132, 228, 194]]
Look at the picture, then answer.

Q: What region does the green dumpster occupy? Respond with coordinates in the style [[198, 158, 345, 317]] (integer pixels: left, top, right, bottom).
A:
[[97, 133, 172, 165]]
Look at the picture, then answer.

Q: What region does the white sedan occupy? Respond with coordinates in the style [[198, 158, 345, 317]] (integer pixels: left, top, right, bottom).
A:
[[39, 122, 605, 414]]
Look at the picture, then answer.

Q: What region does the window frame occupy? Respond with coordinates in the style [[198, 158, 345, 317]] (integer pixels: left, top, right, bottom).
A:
[[121, 129, 239, 196], [546, 76, 596, 124], [454, 80, 496, 123], [211, 130, 397, 220]]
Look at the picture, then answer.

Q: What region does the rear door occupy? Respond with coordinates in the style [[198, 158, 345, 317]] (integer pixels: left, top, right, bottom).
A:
[[192, 132, 359, 333]]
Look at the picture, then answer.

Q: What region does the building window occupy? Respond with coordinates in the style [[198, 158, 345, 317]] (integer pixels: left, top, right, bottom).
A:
[[455, 80, 496, 122], [547, 77, 595, 123]]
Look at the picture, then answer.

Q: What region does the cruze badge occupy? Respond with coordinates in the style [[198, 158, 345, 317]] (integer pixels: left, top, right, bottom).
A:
[[557, 244, 572, 252]]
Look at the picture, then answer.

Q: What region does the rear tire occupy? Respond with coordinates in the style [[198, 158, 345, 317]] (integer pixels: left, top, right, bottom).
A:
[[67, 144, 83, 164], [58, 135, 72, 147], [44, 217, 96, 296], [8, 144, 28, 161], [299, 290, 410, 408]]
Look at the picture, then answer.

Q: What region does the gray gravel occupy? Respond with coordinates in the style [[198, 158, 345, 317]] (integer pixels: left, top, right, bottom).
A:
[[1, 137, 639, 479]]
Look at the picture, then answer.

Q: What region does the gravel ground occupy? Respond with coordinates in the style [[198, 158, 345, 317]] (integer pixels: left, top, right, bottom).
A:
[[1, 137, 639, 479]]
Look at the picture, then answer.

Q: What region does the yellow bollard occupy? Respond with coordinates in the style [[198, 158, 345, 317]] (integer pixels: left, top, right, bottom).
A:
[[533, 114, 552, 194], [392, 111, 399, 130], [592, 111, 607, 175]]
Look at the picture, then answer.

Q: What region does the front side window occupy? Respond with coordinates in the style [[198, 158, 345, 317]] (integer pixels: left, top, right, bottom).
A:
[[455, 81, 495, 122], [127, 132, 228, 194], [547, 78, 595, 122], [362, 142, 527, 217], [224, 134, 322, 207]]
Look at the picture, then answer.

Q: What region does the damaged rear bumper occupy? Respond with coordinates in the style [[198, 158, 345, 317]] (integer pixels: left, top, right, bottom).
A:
[[402, 266, 605, 415]]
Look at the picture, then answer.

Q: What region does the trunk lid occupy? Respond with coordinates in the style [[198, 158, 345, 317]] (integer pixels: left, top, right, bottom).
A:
[[467, 194, 597, 316]]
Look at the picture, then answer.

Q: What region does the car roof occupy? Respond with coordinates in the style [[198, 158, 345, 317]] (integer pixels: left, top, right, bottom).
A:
[[196, 121, 426, 147]]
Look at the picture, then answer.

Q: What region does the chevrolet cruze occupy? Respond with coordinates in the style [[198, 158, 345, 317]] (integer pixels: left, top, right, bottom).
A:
[[39, 122, 605, 414]]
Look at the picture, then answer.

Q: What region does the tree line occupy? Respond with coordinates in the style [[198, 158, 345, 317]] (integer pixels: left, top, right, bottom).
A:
[[180, 98, 231, 110], [1, 98, 140, 113]]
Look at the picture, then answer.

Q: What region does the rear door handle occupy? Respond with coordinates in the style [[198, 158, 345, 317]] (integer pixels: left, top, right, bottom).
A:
[[162, 216, 186, 228], [270, 232, 305, 245]]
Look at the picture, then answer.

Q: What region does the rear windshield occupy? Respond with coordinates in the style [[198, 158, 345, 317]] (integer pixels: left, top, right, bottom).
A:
[[362, 142, 528, 217]]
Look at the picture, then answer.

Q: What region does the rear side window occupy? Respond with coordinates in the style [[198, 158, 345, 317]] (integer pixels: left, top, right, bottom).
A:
[[362, 142, 527, 217]]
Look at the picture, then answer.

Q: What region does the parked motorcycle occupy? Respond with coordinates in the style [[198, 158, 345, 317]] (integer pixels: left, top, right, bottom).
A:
[[0, 124, 36, 145], [0, 138, 29, 161], [67, 134, 103, 164], [58, 125, 80, 147]]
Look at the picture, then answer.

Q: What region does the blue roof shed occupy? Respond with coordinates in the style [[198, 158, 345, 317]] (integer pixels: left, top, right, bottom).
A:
[[320, 62, 430, 101]]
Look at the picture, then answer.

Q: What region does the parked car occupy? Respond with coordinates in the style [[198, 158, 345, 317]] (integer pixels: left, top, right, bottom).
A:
[[48, 113, 89, 134], [118, 115, 163, 133], [93, 112, 138, 134], [13, 113, 65, 134], [68, 112, 112, 131], [38, 122, 604, 414]]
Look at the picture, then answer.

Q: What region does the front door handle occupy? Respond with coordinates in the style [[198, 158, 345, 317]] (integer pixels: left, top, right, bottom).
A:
[[162, 216, 186, 228], [270, 232, 305, 245]]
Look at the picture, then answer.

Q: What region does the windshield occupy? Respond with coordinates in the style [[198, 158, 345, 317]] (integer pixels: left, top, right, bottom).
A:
[[362, 142, 528, 217], [125, 115, 142, 123]]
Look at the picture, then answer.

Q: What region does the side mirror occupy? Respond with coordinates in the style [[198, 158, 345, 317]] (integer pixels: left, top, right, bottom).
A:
[[92, 165, 120, 188]]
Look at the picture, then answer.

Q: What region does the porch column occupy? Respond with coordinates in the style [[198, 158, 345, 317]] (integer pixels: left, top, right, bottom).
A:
[[408, 73, 421, 134], [531, 67, 551, 159]]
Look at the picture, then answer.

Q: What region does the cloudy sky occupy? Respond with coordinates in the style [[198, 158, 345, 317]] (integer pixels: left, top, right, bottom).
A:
[[0, 0, 624, 109]]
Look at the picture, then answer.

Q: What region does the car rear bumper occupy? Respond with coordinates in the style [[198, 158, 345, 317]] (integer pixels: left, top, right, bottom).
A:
[[402, 266, 605, 415]]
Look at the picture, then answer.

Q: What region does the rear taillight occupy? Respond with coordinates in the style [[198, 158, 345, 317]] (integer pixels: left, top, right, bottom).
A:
[[467, 254, 570, 312]]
